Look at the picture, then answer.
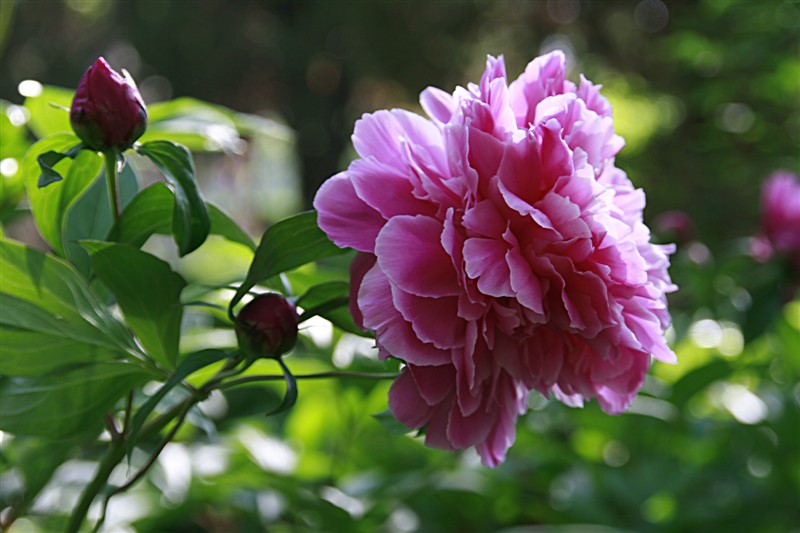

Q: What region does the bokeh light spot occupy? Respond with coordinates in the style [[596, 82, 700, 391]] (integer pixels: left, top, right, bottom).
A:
[[18, 80, 43, 98]]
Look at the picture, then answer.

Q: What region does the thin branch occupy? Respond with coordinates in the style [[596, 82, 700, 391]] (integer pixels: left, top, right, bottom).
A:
[[122, 390, 134, 436], [104, 414, 120, 441], [91, 398, 195, 533], [215, 370, 400, 390]]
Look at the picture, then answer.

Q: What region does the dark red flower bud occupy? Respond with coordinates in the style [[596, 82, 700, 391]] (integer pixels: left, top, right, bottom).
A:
[[235, 293, 299, 359], [70, 57, 148, 151]]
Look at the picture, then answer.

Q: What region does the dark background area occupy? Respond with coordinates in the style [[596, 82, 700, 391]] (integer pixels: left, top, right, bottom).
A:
[[3, 0, 798, 245]]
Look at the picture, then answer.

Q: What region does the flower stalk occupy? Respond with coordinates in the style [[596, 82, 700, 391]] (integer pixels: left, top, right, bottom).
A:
[[103, 150, 120, 225]]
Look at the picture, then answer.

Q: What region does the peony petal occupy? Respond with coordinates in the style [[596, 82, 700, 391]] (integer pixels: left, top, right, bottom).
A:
[[313, 172, 385, 253], [463, 237, 514, 298], [352, 109, 444, 165], [539, 119, 575, 186], [497, 135, 543, 207], [376, 215, 461, 298], [508, 50, 567, 128], [348, 253, 376, 330], [447, 399, 494, 448], [467, 126, 506, 180], [389, 369, 433, 428], [349, 157, 436, 219], [408, 364, 455, 406], [463, 200, 507, 239], [424, 401, 456, 451], [503, 229, 545, 315], [392, 287, 465, 349], [359, 265, 452, 366], [475, 376, 525, 467], [421, 86, 457, 125]]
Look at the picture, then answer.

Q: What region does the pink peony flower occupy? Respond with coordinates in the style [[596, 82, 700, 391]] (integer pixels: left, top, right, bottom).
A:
[[760, 170, 800, 262], [314, 51, 676, 467]]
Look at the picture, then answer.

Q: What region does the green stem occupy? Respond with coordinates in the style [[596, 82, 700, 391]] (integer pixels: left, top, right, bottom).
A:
[[103, 150, 120, 225], [65, 438, 124, 533], [92, 399, 195, 533], [65, 394, 198, 533], [65, 367, 396, 531], [216, 370, 400, 390]]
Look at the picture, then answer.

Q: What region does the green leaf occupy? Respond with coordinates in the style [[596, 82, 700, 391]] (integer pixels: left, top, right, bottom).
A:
[[371, 409, 412, 436], [230, 211, 346, 313], [208, 204, 256, 251], [23, 85, 73, 138], [4, 438, 75, 521], [37, 150, 67, 187], [141, 97, 243, 153], [137, 140, 210, 256], [296, 280, 349, 317], [265, 357, 298, 417], [84, 242, 187, 370], [0, 239, 137, 354], [111, 183, 255, 251], [63, 160, 139, 277], [0, 327, 123, 377], [296, 280, 368, 336], [111, 183, 173, 248], [126, 349, 228, 455], [742, 282, 783, 342], [670, 359, 733, 408], [0, 362, 148, 439], [22, 133, 102, 255], [36, 143, 83, 187]]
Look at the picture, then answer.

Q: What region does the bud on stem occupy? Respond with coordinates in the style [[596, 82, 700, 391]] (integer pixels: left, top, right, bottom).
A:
[[235, 293, 299, 359], [70, 57, 148, 151]]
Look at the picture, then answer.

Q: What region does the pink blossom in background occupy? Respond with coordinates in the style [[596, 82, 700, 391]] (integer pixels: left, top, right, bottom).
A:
[[759, 170, 800, 264], [314, 51, 677, 467]]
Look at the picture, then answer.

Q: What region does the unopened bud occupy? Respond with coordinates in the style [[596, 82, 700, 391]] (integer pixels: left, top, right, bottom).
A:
[[235, 293, 299, 359], [70, 57, 148, 151]]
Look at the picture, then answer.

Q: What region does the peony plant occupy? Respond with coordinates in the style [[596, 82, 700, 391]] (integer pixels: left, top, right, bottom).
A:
[[0, 51, 682, 531]]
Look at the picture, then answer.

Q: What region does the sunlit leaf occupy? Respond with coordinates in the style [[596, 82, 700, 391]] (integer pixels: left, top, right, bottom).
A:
[[22, 133, 102, 255], [0, 239, 137, 354], [371, 409, 411, 436], [83, 242, 187, 370], [0, 362, 148, 439], [141, 97, 242, 153], [296, 280, 367, 336], [0, 328, 124, 377], [64, 160, 139, 277], [230, 211, 346, 313], [111, 182, 173, 247], [669, 359, 732, 408], [208, 204, 256, 251], [22, 84, 73, 138], [111, 182, 255, 251], [137, 140, 210, 256]]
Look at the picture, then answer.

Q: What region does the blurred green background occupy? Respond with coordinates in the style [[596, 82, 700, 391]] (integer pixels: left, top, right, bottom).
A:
[[1, 1, 799, 532]]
